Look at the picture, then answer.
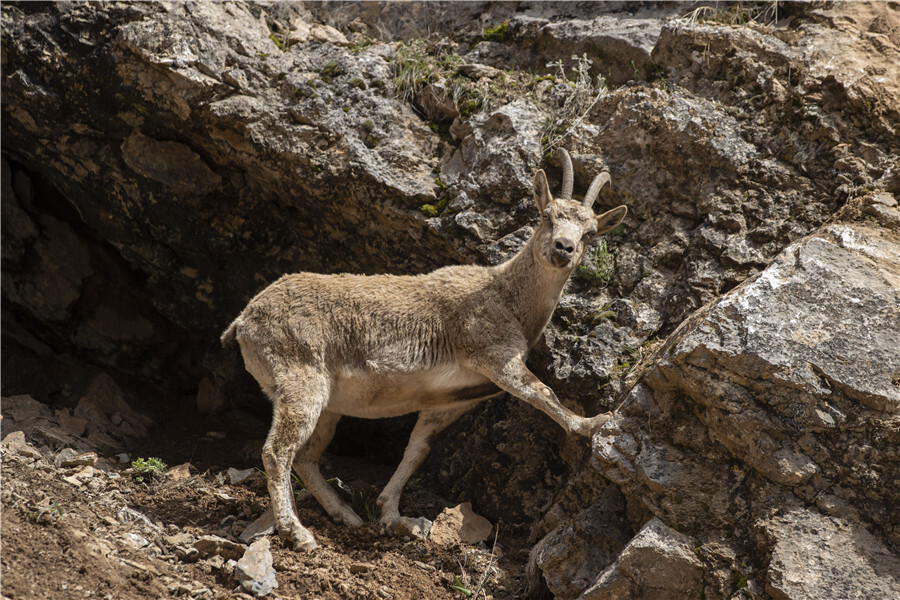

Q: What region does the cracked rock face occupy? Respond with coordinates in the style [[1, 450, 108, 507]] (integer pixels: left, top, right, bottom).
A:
[[584, 219, 900, 599], [2, 2, 900, 599]]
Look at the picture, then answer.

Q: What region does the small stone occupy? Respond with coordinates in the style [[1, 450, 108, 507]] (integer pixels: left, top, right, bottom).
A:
[[175, 546, 201, 563], [456, 63, 502, 79], [117, 506, 161, 532], [55, 447, 79, 467], [429, 502, 492, 546], [239, 507, 276, 544], [394, 516, 432, 540], [164, 532, 195, 548], [168, 462, 192, 481], [60, 452, 98, 468], [350, 562, 374, 574], [227, 467, 255, 484], [63, 467, 99, 489], [236, 538, 278, 597], [123, 532, 150, 549], [223, 559, 238, 576], [116, 453, 131, 464], [193, 535, 245, 561]]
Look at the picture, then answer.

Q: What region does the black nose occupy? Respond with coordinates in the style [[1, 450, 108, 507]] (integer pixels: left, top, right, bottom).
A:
[[554, 238, 575, 256]]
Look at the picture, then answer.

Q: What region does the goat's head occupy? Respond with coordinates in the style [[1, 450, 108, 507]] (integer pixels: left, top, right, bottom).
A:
[[532, 149, 628, 271]]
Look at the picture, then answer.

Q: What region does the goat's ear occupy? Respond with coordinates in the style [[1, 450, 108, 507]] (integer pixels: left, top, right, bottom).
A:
[[533, 169, 553, 211], [595, 205, 627, 233]]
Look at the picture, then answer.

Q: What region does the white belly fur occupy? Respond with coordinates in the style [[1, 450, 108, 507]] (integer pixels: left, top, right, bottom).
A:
[[328, 363, 492, 418]]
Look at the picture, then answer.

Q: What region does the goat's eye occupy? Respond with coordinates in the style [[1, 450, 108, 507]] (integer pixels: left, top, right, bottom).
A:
[[541, 209, 551, 221]]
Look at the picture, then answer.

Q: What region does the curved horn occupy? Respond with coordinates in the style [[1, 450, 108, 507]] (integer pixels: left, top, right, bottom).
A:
[[557, 148, 574, 200], [583, 171, 611, 208]]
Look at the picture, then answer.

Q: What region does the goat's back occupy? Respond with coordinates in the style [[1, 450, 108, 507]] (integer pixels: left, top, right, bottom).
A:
[[228, 266, 498, 369]]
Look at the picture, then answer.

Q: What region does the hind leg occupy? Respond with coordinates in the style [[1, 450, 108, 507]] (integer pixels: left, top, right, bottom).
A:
[[292, 410, 364, 527], [377, 404, 477, 529], [261, 365, 331, 551]]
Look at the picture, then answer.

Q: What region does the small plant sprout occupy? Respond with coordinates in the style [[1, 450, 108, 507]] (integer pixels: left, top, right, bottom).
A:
[[540, 54, 608, 152], [30, 500, 63, 524], [576, 239, 615, 286], [131, 457, 167, 483], [450, 526, 501, 598]]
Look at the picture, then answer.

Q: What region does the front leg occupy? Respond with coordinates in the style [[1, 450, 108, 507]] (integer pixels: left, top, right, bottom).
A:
[[473, 353, 607, 437]]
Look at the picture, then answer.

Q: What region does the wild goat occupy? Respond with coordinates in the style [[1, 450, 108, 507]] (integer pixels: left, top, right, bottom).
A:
[[221, 149, 627, 550]]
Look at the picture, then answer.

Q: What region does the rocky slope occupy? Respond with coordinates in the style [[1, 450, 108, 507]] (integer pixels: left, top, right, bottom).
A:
[[2, 2, 899, 599]]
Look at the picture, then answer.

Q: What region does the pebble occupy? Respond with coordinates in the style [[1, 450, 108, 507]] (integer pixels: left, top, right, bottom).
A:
[[350, 562, 374, 574], [60, 452, 99, 468], [239, 507, 276, 544], [393, 516, 432, 540], [413, 560, 436, 572], [193, 534, 245, 561], [117, 506, 161, 532], [167, 462, 192, 480], [123, 532, 150, 549], [227, 467, 255, 484]]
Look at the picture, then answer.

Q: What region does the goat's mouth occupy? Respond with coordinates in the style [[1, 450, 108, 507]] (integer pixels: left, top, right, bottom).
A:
[[550, 254, 572, 269]]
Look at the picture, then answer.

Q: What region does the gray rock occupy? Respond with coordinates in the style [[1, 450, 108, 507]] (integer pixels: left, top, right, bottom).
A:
[[527, 487, 631, 599], [501, 13, 667, 84], [122, 532, 151, 549], [236, 538, 278, 597], [58, 450, 98, 468], [117, 506, 162, 533], [193, 535, 245, 561], [585, 220, 900, 597], [761, 508, 900, 600], [227, 466, 256, 485], [393, 516, 432, 540], [580, 518, 703, 600], [239, 507, 276, 544]]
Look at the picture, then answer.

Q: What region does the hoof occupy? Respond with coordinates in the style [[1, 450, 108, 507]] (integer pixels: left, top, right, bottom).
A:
[[292, 536, 318, 551], [338, 511, 364, 528], [279, 525, 317, 551], [589, 412, 611, 436]]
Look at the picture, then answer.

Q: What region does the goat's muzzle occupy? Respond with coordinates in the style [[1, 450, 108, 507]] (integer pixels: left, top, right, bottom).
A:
[[551, 238, 576, 267]]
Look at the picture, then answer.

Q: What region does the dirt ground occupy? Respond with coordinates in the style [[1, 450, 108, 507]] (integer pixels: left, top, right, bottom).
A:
[[1, 397, 529, 600]]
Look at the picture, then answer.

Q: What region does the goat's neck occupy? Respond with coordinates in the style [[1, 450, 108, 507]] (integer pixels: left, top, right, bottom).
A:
[[494, 235, 572, 346]]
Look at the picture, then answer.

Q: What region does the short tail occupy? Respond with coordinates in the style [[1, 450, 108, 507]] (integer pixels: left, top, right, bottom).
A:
[[220, 318, 239, 347]]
